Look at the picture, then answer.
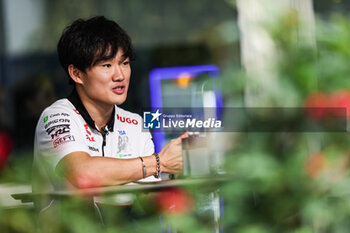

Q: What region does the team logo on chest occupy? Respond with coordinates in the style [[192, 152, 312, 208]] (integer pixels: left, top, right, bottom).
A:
[[116, 130, 130, 156]]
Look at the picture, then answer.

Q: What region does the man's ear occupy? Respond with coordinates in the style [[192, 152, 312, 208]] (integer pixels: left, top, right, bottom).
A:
[[68, 64, 84, 85]]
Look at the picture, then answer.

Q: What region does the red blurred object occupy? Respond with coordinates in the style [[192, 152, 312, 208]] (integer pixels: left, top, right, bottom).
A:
[[330, 90, 350, 119], [0, 131, 13, 169], [154, 187, 194, 215], [304, 92, 330, 120]]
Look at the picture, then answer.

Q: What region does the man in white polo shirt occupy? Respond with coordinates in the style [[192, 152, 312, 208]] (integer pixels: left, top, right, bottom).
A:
[[32, 16, 188, 229]]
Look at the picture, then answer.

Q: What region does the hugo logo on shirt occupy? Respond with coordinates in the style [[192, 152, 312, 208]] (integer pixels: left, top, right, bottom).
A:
[[84, 124, 95, 142], [116, 114, 138, 125]]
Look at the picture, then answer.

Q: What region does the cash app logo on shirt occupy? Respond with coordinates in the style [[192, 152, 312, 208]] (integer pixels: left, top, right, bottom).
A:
[[43, 116, 48, 123]]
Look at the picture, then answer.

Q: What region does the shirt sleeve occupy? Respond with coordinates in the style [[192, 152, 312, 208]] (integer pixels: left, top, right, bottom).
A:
[[136, 115, 161, 182], [132, 112, 154, 156], [35, 106, 90, 169], [141, 129, 155, 156]]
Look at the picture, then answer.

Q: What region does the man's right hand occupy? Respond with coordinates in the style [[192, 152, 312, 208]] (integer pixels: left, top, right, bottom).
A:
[[158, 132, 189, 174]]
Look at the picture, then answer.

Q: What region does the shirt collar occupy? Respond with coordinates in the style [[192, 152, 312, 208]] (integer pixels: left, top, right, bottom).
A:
[[67, 89, 115, 132]]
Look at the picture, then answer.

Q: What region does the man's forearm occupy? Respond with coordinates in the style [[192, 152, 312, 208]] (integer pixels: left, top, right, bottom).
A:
[[57, 152, 158, 188]]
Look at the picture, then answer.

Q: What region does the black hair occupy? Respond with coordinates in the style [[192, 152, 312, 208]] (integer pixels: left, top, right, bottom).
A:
[[57, 16, 135, 85]]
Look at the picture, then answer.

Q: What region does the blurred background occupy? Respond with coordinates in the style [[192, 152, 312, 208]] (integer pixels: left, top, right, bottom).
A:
[[0, 0, 239, 182], [2, 0, 350, 232]]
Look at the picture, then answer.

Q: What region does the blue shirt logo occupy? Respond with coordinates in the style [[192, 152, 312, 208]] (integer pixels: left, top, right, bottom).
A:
[[118, 130, 126, 135]]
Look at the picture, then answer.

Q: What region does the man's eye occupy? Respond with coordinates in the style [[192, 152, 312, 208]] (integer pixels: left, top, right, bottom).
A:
[[122, 61, 130, 66], [103, 64, 111, 68]]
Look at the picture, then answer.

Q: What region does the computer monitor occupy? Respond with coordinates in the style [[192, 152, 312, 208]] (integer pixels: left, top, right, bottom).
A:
[[148, 65, 223, 152]]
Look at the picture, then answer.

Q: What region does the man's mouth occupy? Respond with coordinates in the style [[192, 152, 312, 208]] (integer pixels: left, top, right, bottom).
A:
[[112, 86, 125, 94]]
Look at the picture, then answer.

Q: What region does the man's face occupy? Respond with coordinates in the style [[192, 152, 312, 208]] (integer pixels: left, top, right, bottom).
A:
[[79, 48, 131, 107]]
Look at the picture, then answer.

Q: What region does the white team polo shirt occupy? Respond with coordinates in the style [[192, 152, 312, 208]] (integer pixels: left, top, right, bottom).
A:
[[32, 90, 157, 209]]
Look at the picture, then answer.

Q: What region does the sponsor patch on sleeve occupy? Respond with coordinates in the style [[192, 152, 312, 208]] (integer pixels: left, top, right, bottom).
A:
[[53, 135, 75, 148]]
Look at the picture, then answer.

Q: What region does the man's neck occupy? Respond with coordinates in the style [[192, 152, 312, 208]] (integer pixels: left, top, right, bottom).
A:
[[76, 87, 114, 131]]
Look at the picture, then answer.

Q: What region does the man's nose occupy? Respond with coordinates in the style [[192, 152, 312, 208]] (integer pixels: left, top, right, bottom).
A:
[[112, 65, 124, 81]]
